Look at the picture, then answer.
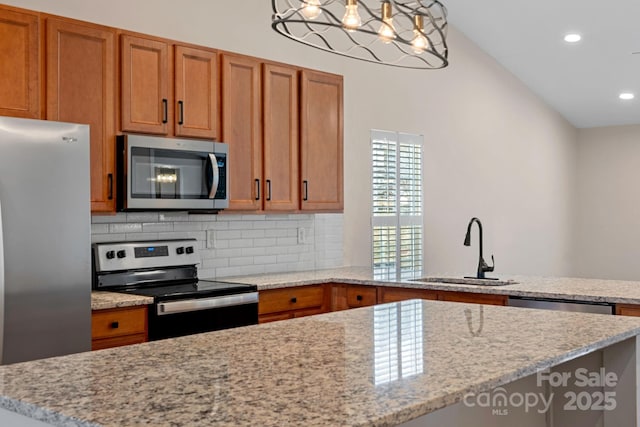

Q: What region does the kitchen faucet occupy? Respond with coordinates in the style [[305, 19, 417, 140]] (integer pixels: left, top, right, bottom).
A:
[[463, 217, 496, 280]]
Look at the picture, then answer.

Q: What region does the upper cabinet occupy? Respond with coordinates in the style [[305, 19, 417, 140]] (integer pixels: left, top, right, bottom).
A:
[[121, 35, 221, 140], [300, 70, 344, 212], [174, 45, 219, 139], [0, 6, 41, 119], [45, 17, 117, 213], [263, 63, 300, 211], [0, 4, 344, 215], [120, 34, 171, 135], [221, 53, 263, 211]]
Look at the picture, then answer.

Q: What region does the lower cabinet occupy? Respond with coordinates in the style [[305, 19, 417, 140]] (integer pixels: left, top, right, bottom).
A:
[[438, 290, 508, 306], [615, 304, 640, 317], [332, 283, 378, 311], [91, 306, 148, 350], [258, 284, 331, 323], [378, 287, 439, 304], [260, 284, 508, 322]]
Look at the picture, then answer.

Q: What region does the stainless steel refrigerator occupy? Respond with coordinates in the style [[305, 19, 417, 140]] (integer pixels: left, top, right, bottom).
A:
[[0, 116, 91, 364]]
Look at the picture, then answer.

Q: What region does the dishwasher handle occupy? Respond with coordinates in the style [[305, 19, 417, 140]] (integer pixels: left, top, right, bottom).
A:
[[157, 292, 258, 316]]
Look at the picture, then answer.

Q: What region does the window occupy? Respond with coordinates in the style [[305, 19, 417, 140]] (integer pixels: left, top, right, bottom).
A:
[[371, 130, 423, 280]]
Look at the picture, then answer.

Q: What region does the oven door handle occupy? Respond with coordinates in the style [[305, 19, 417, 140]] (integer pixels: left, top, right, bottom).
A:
[[157, 292, 258, 316], [207, 153, 220, 199]]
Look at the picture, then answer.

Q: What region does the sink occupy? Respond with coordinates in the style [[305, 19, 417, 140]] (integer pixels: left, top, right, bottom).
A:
[[413, 277, 518, 286]]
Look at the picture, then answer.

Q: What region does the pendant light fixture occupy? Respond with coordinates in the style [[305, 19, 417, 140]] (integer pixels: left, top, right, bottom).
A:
[[272, 0, 448, 69]]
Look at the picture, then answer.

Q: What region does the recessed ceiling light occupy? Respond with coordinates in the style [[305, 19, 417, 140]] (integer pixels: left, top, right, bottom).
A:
[[564, 34, 581, 43], [619, 93, 635, 100]]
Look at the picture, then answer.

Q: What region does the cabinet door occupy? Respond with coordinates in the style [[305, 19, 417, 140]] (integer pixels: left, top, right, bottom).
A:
[[221, 54, 262, 210], [300, 70, 343, 211], [0, 6, 40, 118], [263, 64, 299, 211], [174, 45, 219, 139], [121, 34, 170, 135], [46, 18, 116, 213]]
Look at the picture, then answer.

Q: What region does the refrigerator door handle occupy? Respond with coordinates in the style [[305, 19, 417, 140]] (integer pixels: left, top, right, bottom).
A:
[[0, 195, 5, 363]]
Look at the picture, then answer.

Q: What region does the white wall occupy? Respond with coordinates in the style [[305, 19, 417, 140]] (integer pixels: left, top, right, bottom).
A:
[[573, 125, 640, 280], [7, 0, 579, 277]]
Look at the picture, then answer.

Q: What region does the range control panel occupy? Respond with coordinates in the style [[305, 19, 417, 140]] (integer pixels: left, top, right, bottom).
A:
[[93, 239, 200, 272]]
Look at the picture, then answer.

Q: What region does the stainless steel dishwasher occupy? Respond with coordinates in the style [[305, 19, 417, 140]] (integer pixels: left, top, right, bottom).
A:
[[508, 296, 614, 314]]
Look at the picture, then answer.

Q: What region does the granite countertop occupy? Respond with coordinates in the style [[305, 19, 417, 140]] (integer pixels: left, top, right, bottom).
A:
[[2, 300, 640, 426], [221, 266, 640, 305], [91, 291, 153, 311]]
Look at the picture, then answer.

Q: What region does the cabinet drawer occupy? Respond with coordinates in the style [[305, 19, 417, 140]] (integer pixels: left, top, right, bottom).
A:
[[92, 306, 147, 339], [259, 285, 325, 315], [91, 333, 147, 351], [346, 286, 377, 308], [259, 312, 294, 324]]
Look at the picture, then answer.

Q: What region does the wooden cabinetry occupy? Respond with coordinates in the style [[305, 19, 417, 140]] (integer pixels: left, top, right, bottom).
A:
[[262, 63, 299, 211], [0, 6, 41, 118], [332, 284, 378, 310], [300, 70, 344, 211], [45, 17, 116, 213], [91, 306, 148, 350], [221, 53, 263, 210], [120, 34, 171, 135], [378, 286, 439, 304], [258, 285, 330, 323], [121, 36, 221, 139], [174, 45, 219, 139], [438, 290, 507, 306], [615, 304, 640, 317]]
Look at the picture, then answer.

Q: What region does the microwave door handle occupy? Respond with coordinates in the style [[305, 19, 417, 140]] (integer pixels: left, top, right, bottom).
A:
[[208, 153, 220, 199]]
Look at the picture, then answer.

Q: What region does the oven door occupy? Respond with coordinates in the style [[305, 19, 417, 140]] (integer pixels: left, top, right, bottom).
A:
[[148, 292, 259, 341], [118, 134, 228, 211]]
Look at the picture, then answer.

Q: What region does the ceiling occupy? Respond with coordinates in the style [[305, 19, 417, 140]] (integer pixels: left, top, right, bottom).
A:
[[445, 0, 640, 128]]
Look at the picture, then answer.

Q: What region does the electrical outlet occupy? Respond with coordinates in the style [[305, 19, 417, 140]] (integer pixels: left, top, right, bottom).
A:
[[206, 229, 216, 248], [297, 227, 306, 244]]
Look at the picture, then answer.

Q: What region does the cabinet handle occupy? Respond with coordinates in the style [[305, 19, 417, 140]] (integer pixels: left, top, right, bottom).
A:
[[266, 179, 272, 201], [107, 173, 113, 200], [357, 295, 363, 301], [178, 100, 184, 125], [290, 297, 297, 304], [303, 180, 308, 201], [110, 321, 119, 329], [162, 99, 168, 124], [255, 179, 260, 201]]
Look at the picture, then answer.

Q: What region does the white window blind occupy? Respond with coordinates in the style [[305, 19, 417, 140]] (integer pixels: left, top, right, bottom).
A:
[[372, 130, 423, 280]]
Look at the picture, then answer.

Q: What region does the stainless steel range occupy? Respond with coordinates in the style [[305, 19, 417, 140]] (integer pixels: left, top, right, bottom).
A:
[[92, 239, 258, 341]]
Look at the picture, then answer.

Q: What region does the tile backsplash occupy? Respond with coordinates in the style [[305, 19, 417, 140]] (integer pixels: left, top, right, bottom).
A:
[[91, 213, 344, 279]]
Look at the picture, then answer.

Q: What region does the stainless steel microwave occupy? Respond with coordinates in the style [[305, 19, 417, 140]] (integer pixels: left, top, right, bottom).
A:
[[117, 134, 228, 211]]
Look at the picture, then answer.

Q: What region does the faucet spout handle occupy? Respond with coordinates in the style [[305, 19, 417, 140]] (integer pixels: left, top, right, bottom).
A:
[[482, 255, 495, 273]]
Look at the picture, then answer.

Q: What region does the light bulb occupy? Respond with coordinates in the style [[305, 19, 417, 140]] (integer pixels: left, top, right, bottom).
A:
[[411, 15, 429, 54], [378, 1, 395, 44], [300, 0, 322, 20], [342, 0, 362, 32]]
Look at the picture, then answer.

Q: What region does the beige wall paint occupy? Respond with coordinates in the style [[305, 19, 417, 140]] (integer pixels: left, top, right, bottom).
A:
[[9, 0, 579, 276], [574, 125, 640, 280]]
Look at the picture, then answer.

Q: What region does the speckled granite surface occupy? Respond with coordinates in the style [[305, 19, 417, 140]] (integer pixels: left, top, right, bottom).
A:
[[2, 300, 640, 426], [91, 292, 153, 311], [220, 266, 640, 304]]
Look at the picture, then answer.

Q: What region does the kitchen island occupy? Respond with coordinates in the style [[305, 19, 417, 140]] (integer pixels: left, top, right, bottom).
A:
[[1, 300, 640, 426]]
